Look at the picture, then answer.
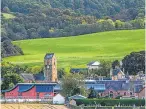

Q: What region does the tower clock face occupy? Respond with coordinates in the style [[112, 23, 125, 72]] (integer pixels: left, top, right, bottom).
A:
[[47, 65, 49, 68]]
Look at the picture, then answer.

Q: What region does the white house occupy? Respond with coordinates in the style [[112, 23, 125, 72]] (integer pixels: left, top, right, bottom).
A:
[[53, 94, 65, 104], [87, 61, 100, 70]]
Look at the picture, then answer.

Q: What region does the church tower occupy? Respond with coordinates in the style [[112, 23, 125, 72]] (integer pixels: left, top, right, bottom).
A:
[[44, 53, 58, 82]]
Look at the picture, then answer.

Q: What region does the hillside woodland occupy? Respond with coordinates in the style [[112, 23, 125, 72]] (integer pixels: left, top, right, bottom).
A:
[[1, 0, 145, 57]]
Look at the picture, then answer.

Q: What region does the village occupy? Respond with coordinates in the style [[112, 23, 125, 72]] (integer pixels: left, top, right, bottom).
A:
[[1, 53, 145, 108]]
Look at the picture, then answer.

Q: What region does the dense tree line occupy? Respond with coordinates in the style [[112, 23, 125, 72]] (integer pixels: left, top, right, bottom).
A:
[[2, 10, 144, 41], [2, 0, 144, 20], [122, 51, 145, 75], [1, 0, 145, 41], [1, 35, 23, 58], [1, 0, 145, 57]]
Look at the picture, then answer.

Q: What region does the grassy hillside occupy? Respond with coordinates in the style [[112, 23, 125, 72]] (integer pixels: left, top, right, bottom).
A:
[[2, 13, 16, 19], [3, 29, 144, 68]]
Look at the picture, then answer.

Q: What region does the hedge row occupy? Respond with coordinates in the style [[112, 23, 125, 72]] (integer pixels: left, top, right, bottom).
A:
[[70, 105, 145, 109], [75, 99, 145, 106]]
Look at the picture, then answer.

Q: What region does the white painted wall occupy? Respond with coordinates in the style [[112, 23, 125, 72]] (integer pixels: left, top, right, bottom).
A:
[[88, 65, 100, 70], [53, 94, 65, 104], [87, 61, 100, 70]]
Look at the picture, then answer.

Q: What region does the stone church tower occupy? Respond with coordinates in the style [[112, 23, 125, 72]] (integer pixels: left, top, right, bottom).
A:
[[44, 53, 58, 82]]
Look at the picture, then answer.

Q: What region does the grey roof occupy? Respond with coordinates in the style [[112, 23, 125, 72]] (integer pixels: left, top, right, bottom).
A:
[[87, 61, 100, 66], [68, 95, 87, 100], [134, 84, 143, 93], [54, 84, 62, 90], [85, 84, 105, 91], [20, 73, 35, 81], [70, 68, 88, 73], [34, 73, 45, 81], [44, 53, 54, 59], [122, 83, 130, 90]]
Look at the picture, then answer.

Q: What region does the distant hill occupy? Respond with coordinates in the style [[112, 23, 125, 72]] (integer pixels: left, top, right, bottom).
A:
[[2, 0, 144, 20], [3, 29, 144, 68], [1, 0, 144, 58]]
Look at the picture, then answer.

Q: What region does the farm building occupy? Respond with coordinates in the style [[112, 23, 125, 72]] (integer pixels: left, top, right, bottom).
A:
[[53, 94, 65, 104], [2, 83, 57, 99], [110, 66, 125, 80], [87, 61, 100, 70]]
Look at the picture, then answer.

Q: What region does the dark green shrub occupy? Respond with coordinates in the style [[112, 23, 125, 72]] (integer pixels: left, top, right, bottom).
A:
[[75, 99, 145, 106]]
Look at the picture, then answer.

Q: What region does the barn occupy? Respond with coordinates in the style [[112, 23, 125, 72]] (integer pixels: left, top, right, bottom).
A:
[[2, 83, 57, 99], [53, 94, 65, 104]]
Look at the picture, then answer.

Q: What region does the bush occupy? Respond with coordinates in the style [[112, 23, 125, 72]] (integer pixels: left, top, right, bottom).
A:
[[75, 99, 145, 106]]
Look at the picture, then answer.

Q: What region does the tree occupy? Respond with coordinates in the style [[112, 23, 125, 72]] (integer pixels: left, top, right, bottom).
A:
[[3, 6, 10, 13], [88, 87, 97, 98], [130, 18, 144, 29], [122, 51, 145, 75], [95, 60, 111, 77], [57, 68, 65, 79], [112, 60, 120, 69], [115, 20, 124, 29], [30, 66, 42, 74], [61, 74, 86, 97], [1, 73, 23, 90]]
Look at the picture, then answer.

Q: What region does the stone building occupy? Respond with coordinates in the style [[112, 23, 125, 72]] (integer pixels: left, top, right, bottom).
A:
[[110, 66, 125, 80], [44, 53, 58, 82]]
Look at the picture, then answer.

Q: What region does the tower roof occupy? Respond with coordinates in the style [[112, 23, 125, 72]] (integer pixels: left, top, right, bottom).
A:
[[44, 53, 54, 59]]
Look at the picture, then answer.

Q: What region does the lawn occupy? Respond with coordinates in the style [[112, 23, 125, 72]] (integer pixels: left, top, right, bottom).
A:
[[3, 29, 144, 68]]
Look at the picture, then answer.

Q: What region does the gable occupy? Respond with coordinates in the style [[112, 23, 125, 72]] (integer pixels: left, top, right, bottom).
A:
[[87, 61, 100, 66]]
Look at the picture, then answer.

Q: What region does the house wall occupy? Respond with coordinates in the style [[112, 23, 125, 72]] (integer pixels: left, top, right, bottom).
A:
[[101, 89, 134, 98], [4, 85, 55, 99], [102, 88, 117, 98], [51, 55, 58, 82], [21, 86, 36, 99], [44, 55, 58, 82], [5, 86, 19, 99], [137, 87, 145, 99], [88, 65, 99, 70], [53, 94, 65, 104], [39, 92, 54, 98]]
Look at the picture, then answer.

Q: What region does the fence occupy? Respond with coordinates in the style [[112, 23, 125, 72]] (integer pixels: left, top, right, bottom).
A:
[[1, 98, 52, 103], [69, 105, 145, 109]]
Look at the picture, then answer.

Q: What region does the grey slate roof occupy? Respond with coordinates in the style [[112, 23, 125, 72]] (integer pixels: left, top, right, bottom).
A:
[[112, 68, 121, 76], [20, 73, 35, 81], [68, 95, 87, 100], [44, 53, 54, 59], [87, 61, 96, 66], [70, 68, 88, 73], [34, 73, 45, 81]]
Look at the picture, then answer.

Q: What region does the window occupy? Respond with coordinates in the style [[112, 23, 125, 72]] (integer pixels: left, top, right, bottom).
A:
[[109, 91, 113, 98], [37, 93, 39, 99], [130, 92, 133, 96], [19, 93, 22, 96], [117, 92, 120, 95], [124, 92, 126, 96]]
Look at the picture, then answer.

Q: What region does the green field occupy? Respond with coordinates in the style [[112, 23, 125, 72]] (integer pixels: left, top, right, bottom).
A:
[[2, 13, 16, 19], [3, 29, 144, 68]]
